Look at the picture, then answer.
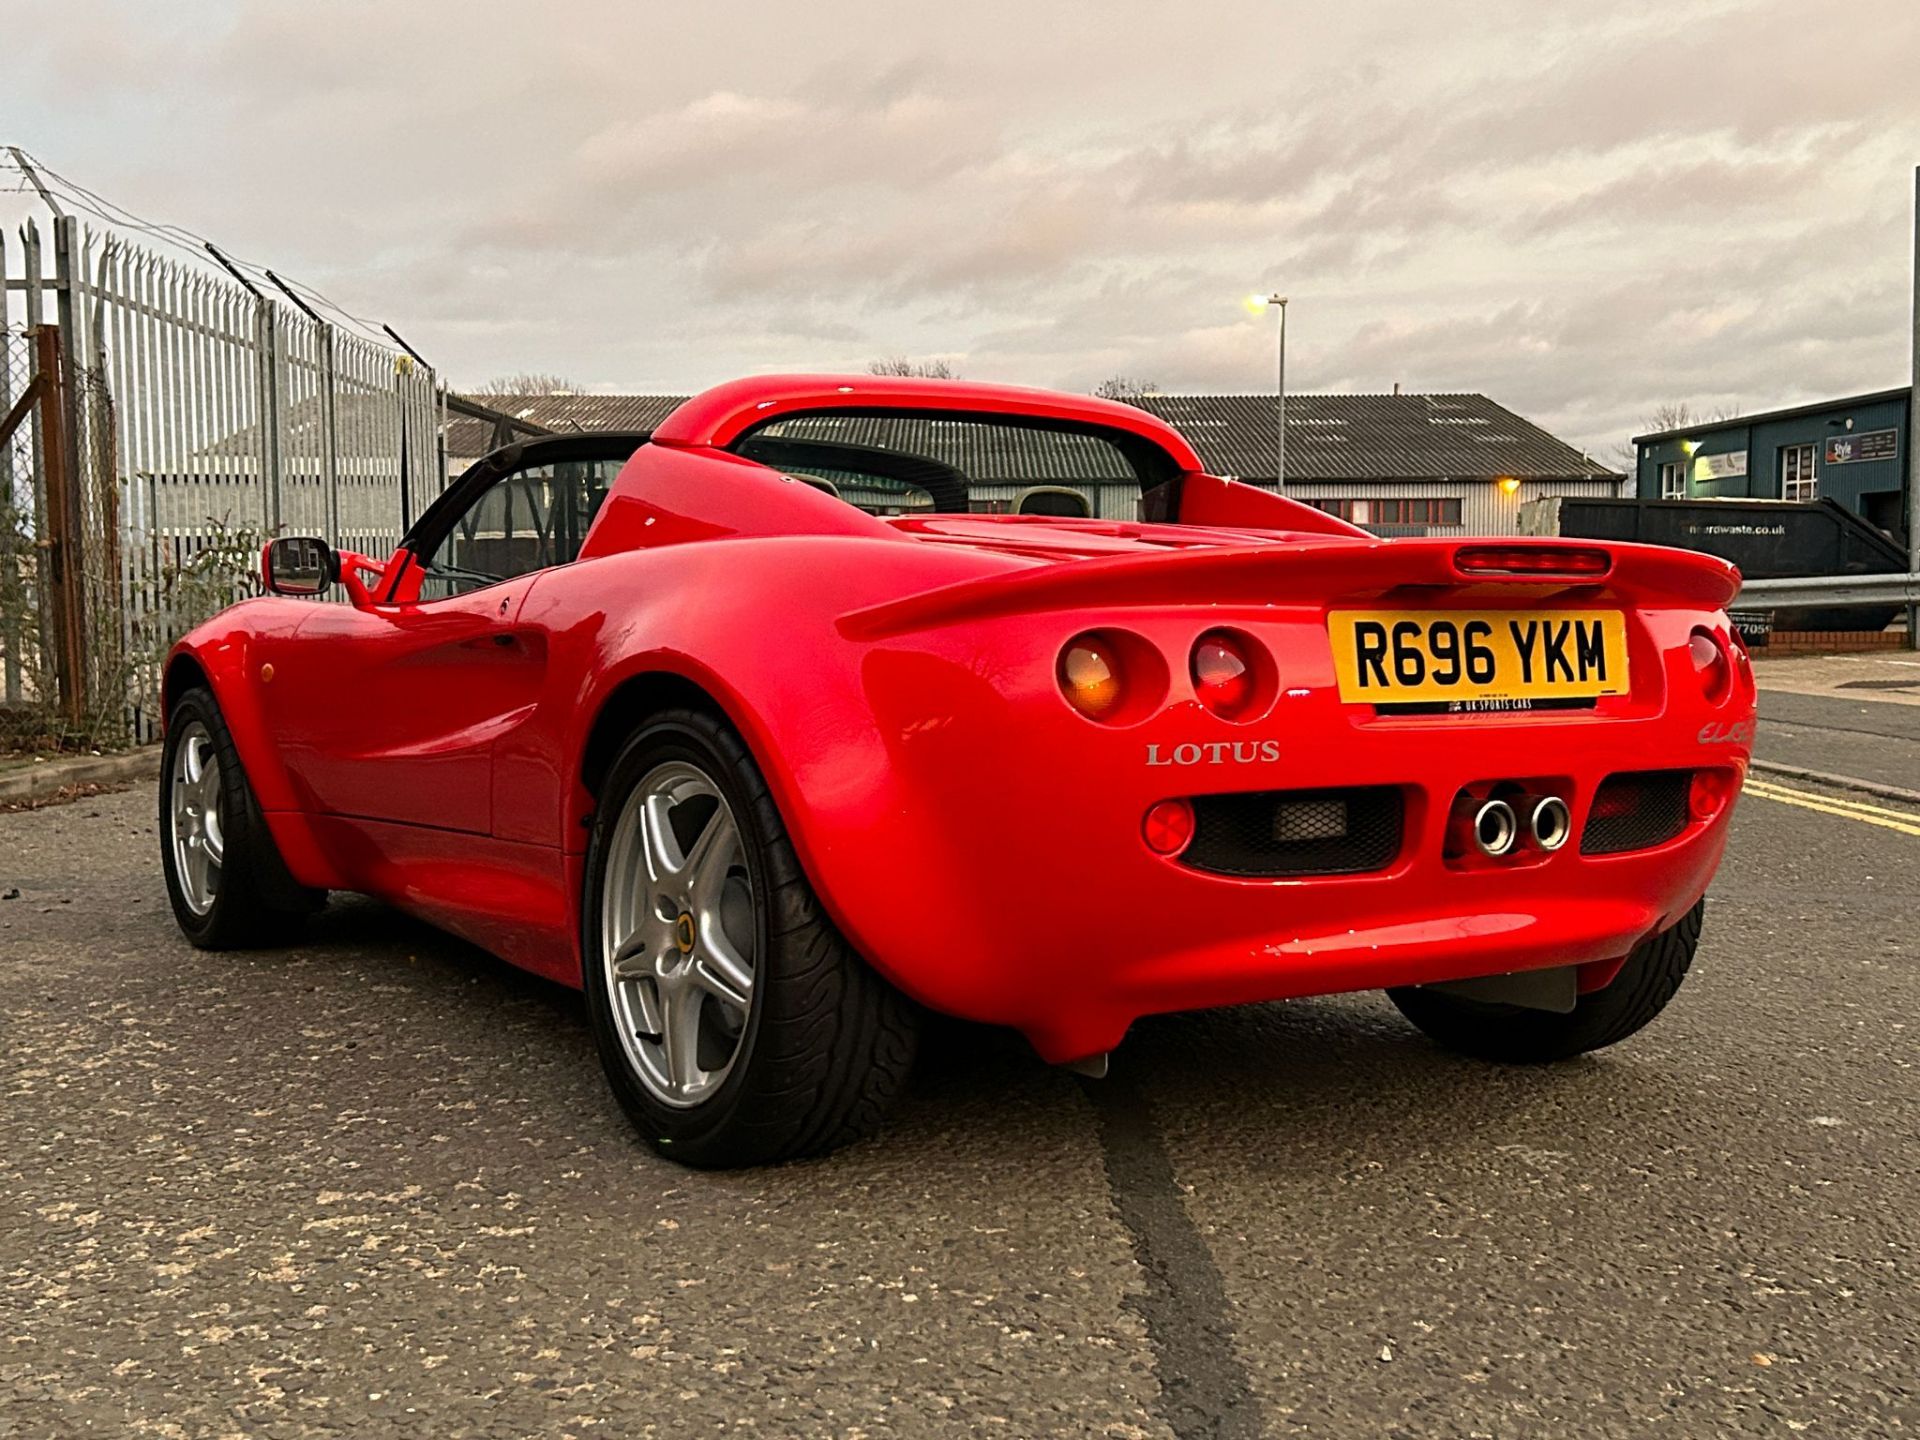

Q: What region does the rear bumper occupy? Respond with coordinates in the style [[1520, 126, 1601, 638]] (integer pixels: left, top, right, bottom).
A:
[[801, 619, 1751, 1065], [1011, 818, 1730, 1061]]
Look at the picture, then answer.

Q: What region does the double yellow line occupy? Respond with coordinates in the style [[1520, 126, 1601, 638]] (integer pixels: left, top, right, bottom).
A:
[[1743, 777, 1920, 837]]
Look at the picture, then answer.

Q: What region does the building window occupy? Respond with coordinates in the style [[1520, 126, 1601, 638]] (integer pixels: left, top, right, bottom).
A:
[[1658, 460, 1685, 499], [1781, 444, 1818, 501], [1310, 497, 1463, 526]]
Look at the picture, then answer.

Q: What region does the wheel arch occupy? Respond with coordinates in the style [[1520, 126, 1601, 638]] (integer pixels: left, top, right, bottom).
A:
[[161, 651, 212, 723], [159, 618, 344, 890], [579, 668, 733, 802], [158, 633, 297, 808], [569, 656, 904, 996]]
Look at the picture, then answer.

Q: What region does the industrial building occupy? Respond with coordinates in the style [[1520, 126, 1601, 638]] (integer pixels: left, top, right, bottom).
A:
[[1633, 388, 1911, 540], [451, 390, 1622, 537]]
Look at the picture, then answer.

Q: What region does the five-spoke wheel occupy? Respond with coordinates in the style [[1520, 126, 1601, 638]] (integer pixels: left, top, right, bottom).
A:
[[159, 685, 322, 947], [167, 719, 226, 916], [600, 760, 758, 1107], [582, 708, 918, 1167]]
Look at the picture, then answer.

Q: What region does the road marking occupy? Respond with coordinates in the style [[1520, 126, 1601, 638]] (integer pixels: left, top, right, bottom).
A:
[[1751, 779, 1920, 821], [1744, 779, 1920, 837], [1744, 779, 1920, 823]]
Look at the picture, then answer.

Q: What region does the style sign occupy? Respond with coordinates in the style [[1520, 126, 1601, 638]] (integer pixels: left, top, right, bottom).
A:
[[1692, 451, 1747, 482], [1823, 428, 1897, 465]]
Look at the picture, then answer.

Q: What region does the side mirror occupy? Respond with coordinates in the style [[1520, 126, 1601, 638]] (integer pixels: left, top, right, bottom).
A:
[[262, 536, 339, 596]]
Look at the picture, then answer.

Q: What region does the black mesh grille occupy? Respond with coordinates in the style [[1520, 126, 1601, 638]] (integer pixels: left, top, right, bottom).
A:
[[1581, 771, 1691, 855], [1185, 787, 1403, 878]]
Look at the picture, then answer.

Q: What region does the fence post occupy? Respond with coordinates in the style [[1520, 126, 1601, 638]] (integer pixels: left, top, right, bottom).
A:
[[51, 218, 85, 531], [258, 298, 281, 534], [1908, 165, 1919, 650], [21, 222, 53, 686], [395, 355, 413, 532], [34, 325, 85, 727], [264, 272, 340, 545], [51, 219, 91, 731], [0, 229, 18, 705], [319, 325, 341, 544]]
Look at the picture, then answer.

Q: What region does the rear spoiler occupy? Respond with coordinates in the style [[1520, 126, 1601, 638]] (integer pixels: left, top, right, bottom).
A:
[[839, 538, 1741, 641]]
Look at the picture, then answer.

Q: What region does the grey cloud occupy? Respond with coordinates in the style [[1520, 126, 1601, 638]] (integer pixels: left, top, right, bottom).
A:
[[8, 0, 1915, 455]]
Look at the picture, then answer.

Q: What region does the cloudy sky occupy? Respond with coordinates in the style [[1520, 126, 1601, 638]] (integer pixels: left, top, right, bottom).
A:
[[9, 0, 1919, 459]]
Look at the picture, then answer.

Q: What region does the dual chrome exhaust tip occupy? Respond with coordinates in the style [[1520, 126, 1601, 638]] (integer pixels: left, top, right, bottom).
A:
[[1467, 794, 1571, 857]]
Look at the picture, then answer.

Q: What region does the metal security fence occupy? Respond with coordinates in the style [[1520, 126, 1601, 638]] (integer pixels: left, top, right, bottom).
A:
[[0, 329, 49, 716], [2, 211, 445, 746], [0, 322, 112, 746]]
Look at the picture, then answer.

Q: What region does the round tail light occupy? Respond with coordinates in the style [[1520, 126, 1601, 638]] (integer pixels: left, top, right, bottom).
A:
[[1191, 630, 1258, 719], [1142, 797, 1195, 856], [1688, 629, 1730, 704], [1060, 634, 1124, 720]]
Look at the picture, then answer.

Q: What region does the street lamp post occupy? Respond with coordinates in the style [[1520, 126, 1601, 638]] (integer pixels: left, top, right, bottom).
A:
[[1248, 292, 1289, 490]]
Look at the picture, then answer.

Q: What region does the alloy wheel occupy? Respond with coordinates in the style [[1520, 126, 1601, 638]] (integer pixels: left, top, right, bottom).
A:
[[600, 760, 758, 1108], [168, 720, 224, 916]]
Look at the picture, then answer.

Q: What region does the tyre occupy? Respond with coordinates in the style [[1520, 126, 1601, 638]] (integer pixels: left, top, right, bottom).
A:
[[160, 686, 323, 948], [1387, 900, 1704, 1063], [582, 708, 918, 1167]]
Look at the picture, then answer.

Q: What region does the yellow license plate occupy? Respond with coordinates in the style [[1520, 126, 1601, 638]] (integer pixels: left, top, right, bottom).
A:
[[1330, 610, 1629, 703]]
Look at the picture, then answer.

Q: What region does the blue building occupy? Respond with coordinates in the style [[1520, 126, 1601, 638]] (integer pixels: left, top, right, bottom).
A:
[[1633, 388, 1910, 541]]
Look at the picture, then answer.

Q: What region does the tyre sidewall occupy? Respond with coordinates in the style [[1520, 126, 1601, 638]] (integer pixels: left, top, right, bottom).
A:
[[159, 688, 247, 944], [581, 712, 775, 1162], [1388, 900, 1704, 1063]]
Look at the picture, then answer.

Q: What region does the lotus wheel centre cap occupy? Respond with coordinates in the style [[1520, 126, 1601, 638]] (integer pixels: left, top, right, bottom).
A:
[[674, 912, 696, 955]]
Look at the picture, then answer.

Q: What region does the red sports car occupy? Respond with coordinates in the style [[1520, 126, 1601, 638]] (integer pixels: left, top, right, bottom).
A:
[[161, 375, 1754, 1166]]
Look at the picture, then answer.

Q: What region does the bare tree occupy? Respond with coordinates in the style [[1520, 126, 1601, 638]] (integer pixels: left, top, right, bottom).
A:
[[1611, 400, 1741, 482], [867, 357, 956, 379], [1645, 401, 1697, 434], [476, 371, 582, 394], [1093, 375, 1158, 402]]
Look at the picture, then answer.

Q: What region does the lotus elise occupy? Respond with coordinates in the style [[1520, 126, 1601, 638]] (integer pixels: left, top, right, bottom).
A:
[[160, 375, 1754, 1165]]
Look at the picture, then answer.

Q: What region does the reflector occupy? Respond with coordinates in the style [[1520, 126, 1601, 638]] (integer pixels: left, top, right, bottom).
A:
[[1142, 798, 1195, 856]]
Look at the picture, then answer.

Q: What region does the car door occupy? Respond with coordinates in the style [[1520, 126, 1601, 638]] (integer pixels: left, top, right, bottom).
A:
[[266, 438, 641, 834], [270, 578, 545, 833]]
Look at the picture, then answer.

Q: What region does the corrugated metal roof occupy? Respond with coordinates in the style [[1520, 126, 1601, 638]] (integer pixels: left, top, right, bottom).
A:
[[449, 390, 1617, 484], [1135, 393, 1616, 482], [446, 393, 689, 464], [469, 392, 691, 431]]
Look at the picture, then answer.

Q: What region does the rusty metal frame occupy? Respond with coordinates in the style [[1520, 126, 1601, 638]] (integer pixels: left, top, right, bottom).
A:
[[30, 325, 85, 724]]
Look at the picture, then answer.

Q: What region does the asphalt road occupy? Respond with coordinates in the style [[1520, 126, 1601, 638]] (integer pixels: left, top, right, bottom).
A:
[[3, 698, 1915, 1438], [1758, 689, 1920, 794]]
